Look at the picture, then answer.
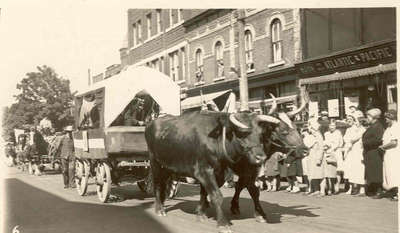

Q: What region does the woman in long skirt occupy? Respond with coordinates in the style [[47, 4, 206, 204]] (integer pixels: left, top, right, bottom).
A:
[[305, 119, 325, 196], [323, 120, 343, 195], [343, 113, 367, 196]]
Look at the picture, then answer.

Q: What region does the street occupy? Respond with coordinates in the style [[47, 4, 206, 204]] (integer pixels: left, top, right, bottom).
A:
[[2, 164, 398, 233]]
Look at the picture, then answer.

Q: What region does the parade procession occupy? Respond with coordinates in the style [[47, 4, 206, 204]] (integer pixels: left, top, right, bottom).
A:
[[1, 5, 398, 233]]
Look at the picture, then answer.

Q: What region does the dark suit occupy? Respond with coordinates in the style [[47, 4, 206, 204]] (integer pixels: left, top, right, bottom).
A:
[[59, 134, 75, 187], [362, 121, 384, 184]]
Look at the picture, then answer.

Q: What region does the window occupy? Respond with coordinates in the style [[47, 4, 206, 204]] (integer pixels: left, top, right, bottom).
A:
[[137, 20, 142, 44], [215, 41, 224, 78], [195, 49, 204, 83], [178, 9, 183, 22], [169, 51, 179, 81], [181, 47, 186, 81], [169, 9, 173, 28], [132, 24, 137, 46], [271, 19, 282, 63], [156, 9, 162, 33], [244, 30, 254, 72], [160, 56, 164, 73], [152, 59, 160, 71], [146, 13, 152, 38]]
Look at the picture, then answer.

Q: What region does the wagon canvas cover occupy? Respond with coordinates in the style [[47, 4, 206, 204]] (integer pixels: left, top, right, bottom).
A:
[[77, 66, 181, 128]]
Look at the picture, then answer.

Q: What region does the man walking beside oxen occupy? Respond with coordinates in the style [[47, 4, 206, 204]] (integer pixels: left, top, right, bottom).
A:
[[57, 126, 76, 189]]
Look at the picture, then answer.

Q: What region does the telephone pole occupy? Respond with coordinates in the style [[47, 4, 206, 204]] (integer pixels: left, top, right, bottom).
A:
[[237, 9, 249, 111]]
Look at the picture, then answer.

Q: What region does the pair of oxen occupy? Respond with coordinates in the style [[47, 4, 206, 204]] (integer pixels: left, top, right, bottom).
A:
[[145, 93, 308, 233]]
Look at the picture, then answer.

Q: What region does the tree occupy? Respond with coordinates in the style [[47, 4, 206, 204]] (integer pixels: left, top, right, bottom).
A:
[[3, 65, 74, 136]]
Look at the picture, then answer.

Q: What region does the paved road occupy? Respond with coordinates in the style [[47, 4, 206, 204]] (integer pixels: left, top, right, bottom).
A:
[[1, 164, 398, 233]]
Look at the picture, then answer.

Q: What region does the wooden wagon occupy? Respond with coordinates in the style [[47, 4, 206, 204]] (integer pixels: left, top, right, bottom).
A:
[[72, 66, 181, 202]]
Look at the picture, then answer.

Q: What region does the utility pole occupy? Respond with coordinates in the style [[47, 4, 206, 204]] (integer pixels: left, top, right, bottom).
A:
[[88, 69, 91, 86], [237, 9, 249, 111]]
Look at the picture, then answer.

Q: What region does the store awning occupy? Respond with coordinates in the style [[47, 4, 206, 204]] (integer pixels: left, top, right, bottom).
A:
[[181, 90, 231, 110], [299, 62, 397, 86], [248, 95, 298, 108]]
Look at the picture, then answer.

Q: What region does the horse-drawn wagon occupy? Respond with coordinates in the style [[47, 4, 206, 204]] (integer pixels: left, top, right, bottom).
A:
[[72, 66, 181, 202]]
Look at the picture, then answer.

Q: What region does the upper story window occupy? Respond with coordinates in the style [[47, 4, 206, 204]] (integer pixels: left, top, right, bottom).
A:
[[146, 13, 152, 38], [132, 24, 137, 46], [181, 47, 186, 81], [271, 19, 282, 63], [169, 51, 179, 81], [169, 9, 173, 28], [137, 20, 142, 44], [215, 41, 224, 78], [156, 9, 162, 34], [244, 30, 254, 72], [178, 9, 183, 23], [195, 49, 204, 83]]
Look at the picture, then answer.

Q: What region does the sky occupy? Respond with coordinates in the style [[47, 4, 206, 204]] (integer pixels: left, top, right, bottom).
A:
[[0, 0, 397, 109]]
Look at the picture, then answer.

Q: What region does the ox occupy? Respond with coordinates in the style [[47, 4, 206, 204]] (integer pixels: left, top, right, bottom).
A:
[[228, 92, 308, 223], [145, 96, 305, 232]]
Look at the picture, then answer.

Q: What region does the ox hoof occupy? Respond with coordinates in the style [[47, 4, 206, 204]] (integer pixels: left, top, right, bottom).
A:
[[218, 226, 233, 233], [196, 214, 208, 222], [230, 208, 240, 216], [156, 210, 167, 217], [255, 215, 267, 223]]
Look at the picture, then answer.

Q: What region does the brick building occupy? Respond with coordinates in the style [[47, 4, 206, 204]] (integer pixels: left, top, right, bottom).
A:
[[296, 8, 397, 119], [117, 9, 303, 113]]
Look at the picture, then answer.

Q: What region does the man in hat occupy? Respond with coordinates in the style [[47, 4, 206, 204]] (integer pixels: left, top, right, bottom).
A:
[[58, 126, 76, 189], [362, 108, 384, 197], [124, 97, 145, 126]]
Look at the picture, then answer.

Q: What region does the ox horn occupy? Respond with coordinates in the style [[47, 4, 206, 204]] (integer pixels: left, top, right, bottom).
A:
[[229, 114, 249, 129], [257, 115, 280, 124], [267, 93, 277, 115], [287, 89, 309, 118]]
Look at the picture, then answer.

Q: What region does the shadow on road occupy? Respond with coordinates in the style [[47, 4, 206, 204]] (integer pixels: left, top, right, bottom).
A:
[[166, 196, 320, 224], [4, 178, 173, 233]]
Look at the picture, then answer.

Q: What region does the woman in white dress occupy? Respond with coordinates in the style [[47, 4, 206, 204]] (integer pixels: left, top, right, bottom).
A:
[[323, 120, 343, 195], [379, 110, 400, 201], [343, 112, 366, 196]]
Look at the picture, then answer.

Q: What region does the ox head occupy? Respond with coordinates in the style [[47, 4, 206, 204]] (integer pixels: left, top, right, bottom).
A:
[[261, 91, 309, 156]]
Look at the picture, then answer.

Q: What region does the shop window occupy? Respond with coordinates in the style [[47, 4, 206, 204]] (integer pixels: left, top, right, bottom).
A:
[[271, 19, 283, 63], [244, 29, 254, 72], [195, 49, 204, 84], [215, 41, 224, 78]]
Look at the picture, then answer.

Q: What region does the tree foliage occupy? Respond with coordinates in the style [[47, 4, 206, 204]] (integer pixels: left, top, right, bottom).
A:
[[2, 65, 74, 141]]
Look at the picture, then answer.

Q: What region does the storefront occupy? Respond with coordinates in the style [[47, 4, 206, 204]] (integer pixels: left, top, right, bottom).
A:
[[182, 66, 299, 114], [296, 40, 397, 120]]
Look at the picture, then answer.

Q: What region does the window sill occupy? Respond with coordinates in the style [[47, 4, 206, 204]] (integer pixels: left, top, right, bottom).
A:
[[175, 80, 186, 85], [268, 60, 285, 68], [246, 69, 255, 74], [194, 81, 205, 86], [213, 77, 225, 82]]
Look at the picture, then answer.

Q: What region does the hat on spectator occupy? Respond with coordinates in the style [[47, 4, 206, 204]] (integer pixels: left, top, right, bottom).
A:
[[384, 109, 397, 121], [366, 108, 382, 119]]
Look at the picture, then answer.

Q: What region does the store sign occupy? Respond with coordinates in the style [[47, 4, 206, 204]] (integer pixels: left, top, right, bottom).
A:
[[297, 41, 396, 78]]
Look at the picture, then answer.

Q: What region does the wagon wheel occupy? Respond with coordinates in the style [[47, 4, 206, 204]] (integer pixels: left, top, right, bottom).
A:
[[96, 162, 111, 203], [137, 171, 180, 199], [75, 160, 90, 196]]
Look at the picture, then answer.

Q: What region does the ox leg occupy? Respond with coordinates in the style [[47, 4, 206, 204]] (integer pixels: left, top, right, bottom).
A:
[[151, 159, 167, 217], [196, 185, 209, 222], [196, 170, 231, 232], [247, 183, 267, 223], [231, 176, 245, 216]]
